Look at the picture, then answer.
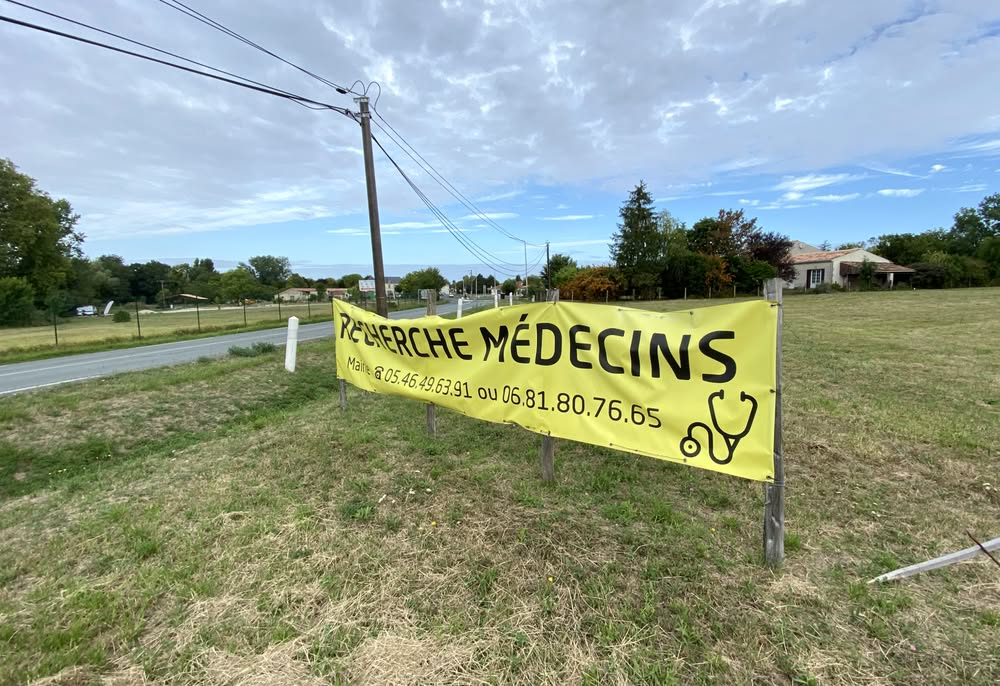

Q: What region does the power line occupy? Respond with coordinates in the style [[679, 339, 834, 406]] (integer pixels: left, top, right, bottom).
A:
[[0, 13, 355, 115], [372, 134, 542, 277], [152, 0, 537, 248], [371, 113, 543, 247], [2, 0, 331, 110], [154, 0, 356, 96]]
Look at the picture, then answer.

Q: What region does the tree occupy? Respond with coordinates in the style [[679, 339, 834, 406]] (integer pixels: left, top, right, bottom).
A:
[[870, 231, 947, 266], [977, 235, 1000, 280], [0, 158, 83, 301], [399, 267, 447, 295], [0, 276, 35, 325], [129, 260, 171, 303], [243, 255, 291, 287], [340, 273, 362, 289], [610, 181, 663, 296], [858, 258, 877, 290], [286, 273, 310, 288], [836, 241, 865, 250], [552, 264, 578, 287], [561, 266, 624, 301], [219, 266, 263, 302], [540, 254, 577, 286], [93, 255, 132, 302]]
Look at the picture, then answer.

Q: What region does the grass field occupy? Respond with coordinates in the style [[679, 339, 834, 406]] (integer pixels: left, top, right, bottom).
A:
[[0, 288, 997, 685], [0, 299, 425, 364]]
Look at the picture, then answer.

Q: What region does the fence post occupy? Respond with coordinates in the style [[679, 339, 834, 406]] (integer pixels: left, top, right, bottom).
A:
[[135, 300, 142, 339], [457, 297, 463, 318], [52, 306, 59, 347], [284, 316, 299, 372], [195, 299, 201, 332], [539, 288, 559, 483], [763, 278, 784, 567], [426, 291, 437, 436], [243, 297, 248, 327]]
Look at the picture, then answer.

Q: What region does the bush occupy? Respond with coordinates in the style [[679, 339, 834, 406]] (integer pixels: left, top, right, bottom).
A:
[[0, 277, 36, 326], [112, 310, 131, 322], [228, 341, 277, 357], [560, 266, 624, 302]]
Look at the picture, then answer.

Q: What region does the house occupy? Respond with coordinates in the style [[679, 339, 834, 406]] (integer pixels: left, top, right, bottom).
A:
[[789, 244, 914, 290], [277, 287, 316, 302]]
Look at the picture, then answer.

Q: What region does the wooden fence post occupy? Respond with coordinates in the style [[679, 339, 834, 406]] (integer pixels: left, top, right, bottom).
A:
[[763, 278, 784, 567], [426, 291, 437, 436], [539, 288, 559, 483]]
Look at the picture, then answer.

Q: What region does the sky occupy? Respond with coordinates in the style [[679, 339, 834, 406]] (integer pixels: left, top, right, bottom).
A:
[[2, 0, 999, 280]]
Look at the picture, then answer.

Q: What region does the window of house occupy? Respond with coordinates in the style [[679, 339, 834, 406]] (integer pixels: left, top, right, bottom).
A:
[[807, 268, 825, 288]]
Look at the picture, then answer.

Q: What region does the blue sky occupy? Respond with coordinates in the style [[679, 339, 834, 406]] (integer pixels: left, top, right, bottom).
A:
[[2, 0, 999, 280]]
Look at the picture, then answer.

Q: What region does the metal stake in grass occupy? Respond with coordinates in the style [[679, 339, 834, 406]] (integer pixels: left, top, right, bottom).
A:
[[426, 290, 437, 436], [763, 277, 785, 567], [135, 300, 142, 340]]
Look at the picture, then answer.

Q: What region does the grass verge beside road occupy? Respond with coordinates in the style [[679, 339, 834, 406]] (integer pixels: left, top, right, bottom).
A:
[[0, 289, 997, 685]]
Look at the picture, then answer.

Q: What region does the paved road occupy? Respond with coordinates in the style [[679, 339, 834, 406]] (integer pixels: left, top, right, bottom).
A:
[[0, 299, 487, 396]]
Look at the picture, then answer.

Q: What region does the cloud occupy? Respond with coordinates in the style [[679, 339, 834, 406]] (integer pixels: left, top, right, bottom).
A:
[[877, 188, 924, 197], [930, 164, 946, 173], [947, 183, 987, 192], [738, 198, 760, 206], [814, 193, 861, 202], [773, 174, 858, 193], [475, 189, 523, 202], [3, 0, 1000, 254], [781, 191, 804, 201], [541, 214, 594, 221], [327, 228, 367, 236], [381, 221, 440, 229], [459, 212, 518, 220]]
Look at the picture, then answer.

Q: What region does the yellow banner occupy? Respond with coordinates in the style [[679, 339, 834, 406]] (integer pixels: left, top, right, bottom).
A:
[[334, 299, 778, 481]]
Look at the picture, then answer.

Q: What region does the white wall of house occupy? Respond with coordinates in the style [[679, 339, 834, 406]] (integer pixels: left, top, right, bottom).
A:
[[792, 249, 891, 288]]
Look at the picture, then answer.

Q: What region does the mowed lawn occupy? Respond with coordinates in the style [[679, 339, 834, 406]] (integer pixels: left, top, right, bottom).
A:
[[0, 289, 997, 685], [0, 303, 332, 352]]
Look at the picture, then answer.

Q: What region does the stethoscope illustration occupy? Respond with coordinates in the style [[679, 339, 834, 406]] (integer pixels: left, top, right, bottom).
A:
[[679, 390, 758, 465]]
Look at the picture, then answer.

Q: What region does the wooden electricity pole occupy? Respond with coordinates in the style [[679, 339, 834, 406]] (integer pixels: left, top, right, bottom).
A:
[[356, 95, 389, 318]]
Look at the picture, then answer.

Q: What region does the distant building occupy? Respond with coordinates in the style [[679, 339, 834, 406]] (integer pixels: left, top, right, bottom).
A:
[[276, 287, 316, 302], [789, 248, 914, 289]]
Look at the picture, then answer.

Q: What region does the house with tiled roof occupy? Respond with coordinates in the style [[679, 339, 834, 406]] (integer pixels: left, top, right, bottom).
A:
[[788, 242, 914, 290]]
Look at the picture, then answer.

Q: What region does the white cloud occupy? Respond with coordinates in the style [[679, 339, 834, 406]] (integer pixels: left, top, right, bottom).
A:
[[774, 174, 858, 193], [382, 221, 440, 229], [877, 188, 924, 197], [327, 228, 367, 236], [541, 214, 594, 221], [739, 198, 760, 206], [781, 191, 804, 201], [475, 189, 524, 202], [948, 183, 987, 192], [459, 212, 518, 220], [930, 164, 946, 173], [815, 193, 861, 202]]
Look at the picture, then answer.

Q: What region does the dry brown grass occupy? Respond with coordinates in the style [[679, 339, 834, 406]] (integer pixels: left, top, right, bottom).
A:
[[3, 289, 1000, 685]]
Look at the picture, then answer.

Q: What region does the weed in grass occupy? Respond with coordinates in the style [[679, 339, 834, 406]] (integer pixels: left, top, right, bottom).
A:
[[339, 498, 376, 522], [602, 500, 640, 524], [785, 532, 803, 552]]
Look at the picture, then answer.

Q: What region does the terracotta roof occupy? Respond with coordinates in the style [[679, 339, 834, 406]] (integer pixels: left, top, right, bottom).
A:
[[790, 249, 858, 263], [840, 261, 915, 273]]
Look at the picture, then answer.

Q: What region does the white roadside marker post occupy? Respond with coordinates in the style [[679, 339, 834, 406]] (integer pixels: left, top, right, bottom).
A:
[[284, 316, 299, 372]]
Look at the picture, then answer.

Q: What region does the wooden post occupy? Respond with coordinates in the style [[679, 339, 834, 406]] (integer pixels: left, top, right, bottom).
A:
[[426, 291, 437, 436], [539, 288, 559, 483], [763, 278, 784, 567], [339, 380, 347, 410], [135, 300, 142, 339], [540, 436, 555, 484]]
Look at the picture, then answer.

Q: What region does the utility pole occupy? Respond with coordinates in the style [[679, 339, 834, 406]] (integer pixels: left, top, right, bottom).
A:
[[523, 241, 528, 297], [356, 95, 389, 318], [545, 241, 551, 290]]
